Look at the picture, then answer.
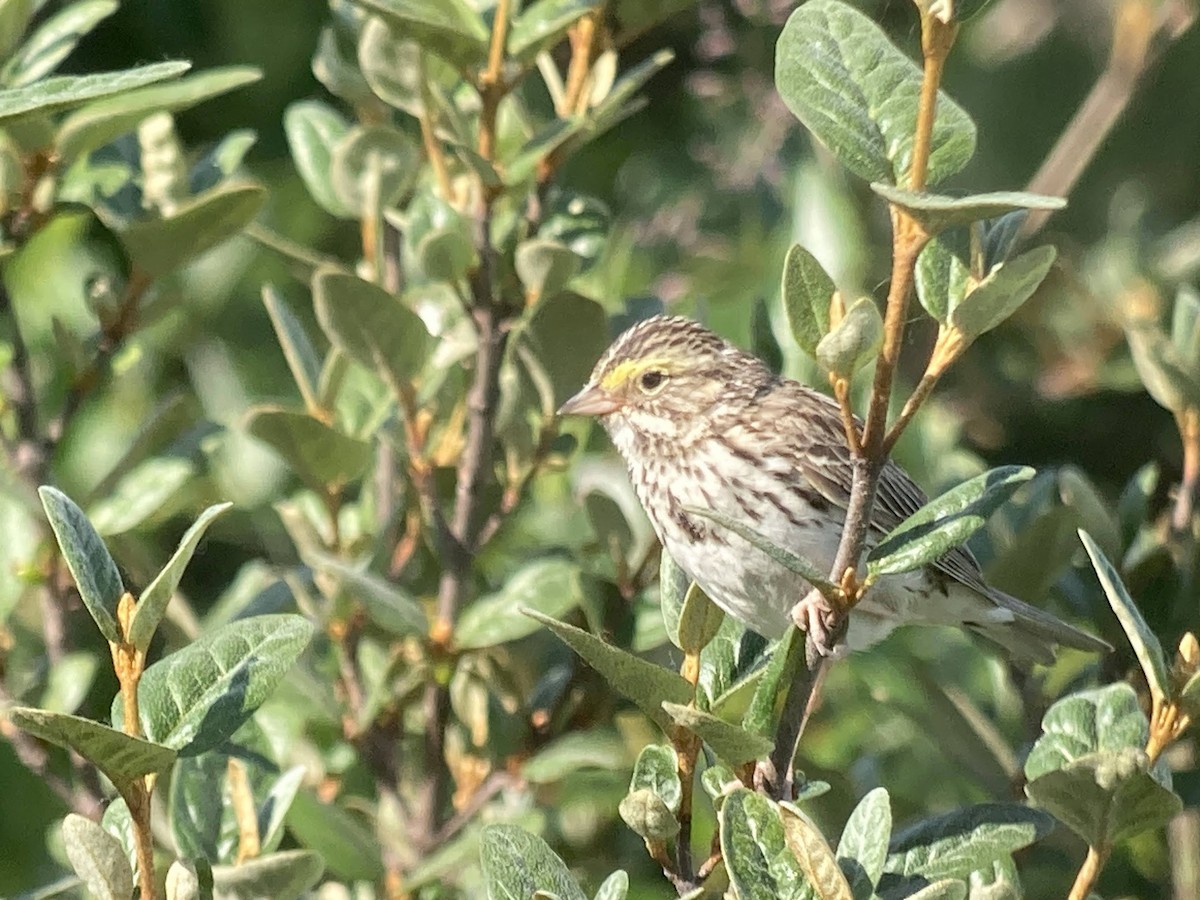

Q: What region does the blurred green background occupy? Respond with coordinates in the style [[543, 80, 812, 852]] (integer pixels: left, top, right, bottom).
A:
[[4, 0, 1200, 895]]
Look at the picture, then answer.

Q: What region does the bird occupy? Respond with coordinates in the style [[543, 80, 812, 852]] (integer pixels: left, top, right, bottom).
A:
[[557, 314, 1109, 664]]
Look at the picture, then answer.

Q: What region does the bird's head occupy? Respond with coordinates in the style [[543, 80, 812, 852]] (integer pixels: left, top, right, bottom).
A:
[[558, 315, 762, 441]]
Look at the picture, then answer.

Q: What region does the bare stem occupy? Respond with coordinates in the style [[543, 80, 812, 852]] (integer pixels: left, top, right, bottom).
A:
[[1022, 0, 1195, 237], [1068, 844, 1110, 900]]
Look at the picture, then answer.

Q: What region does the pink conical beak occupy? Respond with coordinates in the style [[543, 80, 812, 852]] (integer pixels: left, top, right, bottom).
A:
[[558, 384, 620, 417]]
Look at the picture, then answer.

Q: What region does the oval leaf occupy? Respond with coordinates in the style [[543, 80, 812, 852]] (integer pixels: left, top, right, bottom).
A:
[[949, 246, 1056, 341], [479, 824, 588, 900], [781, 242, 835, 358], [676, 582, 724, 654], [775, 0, 975, 187], [244, 406, 372, 493], [720, 789, 809, 900], [816, 296, 883, 378], [1, 0, 118, 87], [870, 184, 1065, 236], [0, 60, 189, 123], [457, 559, 584, 649], [779, 804, 854, 900], [112, 614, 314, 756], [836, 787, 892, 896], [662, 702, 773, 765], [62, 813, 134, 900], [284, 99, 355, 217], [311, 554, 428, 637], [211, 850, 324, 900]]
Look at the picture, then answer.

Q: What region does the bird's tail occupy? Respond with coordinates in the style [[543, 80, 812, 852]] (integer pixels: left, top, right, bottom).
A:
[[970, 588, 1111, 665]]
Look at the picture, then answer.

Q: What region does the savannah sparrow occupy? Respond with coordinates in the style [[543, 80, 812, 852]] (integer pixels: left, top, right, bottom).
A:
[[559, 315, 1109, 663]]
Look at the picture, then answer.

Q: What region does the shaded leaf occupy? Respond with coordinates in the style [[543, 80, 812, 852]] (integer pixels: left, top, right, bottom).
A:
[[457, 559, 584, 649], [915, 234, 970, 325], [1025, 748, 1181, 847], [660, 550, 692, 650], [88, 456, 195, 536], [627, 743, 681, 812], [742, 626, 800, 737], [262, 284, 323, 412], [618, 788, 679, 841], [118, 181, 266, 277], [39, 485, 123, 643], [313, 266, 433, 389], [286, 789, 383, 881], [113, 614, 314, 756], [523, 609, 693, 730], [129, 502, 232, 651], [775, 1, 975, 187], [311, 554, 428, 637], [516, 238, 581, 303], [352, 0, 488, 71], [8, 706, 177, 788], [244, 406, 372, 493], [522, 729, 627, 784], [1023, 683, 1155, 782], [330, 124, 420, 214], [593, 870, 629, 900], [676, 583, 724, 654], [720, 789, 809, 900], [867, 467, 1034, 577]]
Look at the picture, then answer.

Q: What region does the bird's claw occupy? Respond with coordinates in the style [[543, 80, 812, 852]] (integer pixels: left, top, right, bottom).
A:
[[790, 593, 843, 658]]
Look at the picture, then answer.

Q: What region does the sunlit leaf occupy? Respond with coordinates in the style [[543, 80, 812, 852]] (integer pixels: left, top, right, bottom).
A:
[[781, 243, 835, 359], [479, 824, 588, 900], [62, 813, 134, 900]]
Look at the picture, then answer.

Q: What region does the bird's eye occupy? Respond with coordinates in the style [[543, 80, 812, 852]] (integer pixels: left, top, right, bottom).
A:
[[639, 370, 666, 392]]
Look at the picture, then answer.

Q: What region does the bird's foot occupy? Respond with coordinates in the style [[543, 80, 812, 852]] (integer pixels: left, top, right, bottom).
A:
[[790, 592, 845, 658]]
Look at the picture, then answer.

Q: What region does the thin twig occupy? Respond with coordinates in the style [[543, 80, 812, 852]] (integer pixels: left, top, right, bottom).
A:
[[1068, 844, 1110, 900], [1022, 0, 1196, 238], [1171, 407, 1200, 534]]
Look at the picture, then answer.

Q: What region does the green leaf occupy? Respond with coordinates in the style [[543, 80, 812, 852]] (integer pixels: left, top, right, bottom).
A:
[[55, 66, 260, 164], [313, 266, 433, 389], [244, 406, 372, 493], [286, 789, 383, 881], [311, 554, 428, 637], [352, 0, 489, 71], [781, 243, 835, 359], [211, 850, 325, 900], [40, 651, 98, 714], [8, 707, 177, 788], [720, 789, 809, 900], [479, 824, 588, 900], [128, 502, 231, 651], [904, 880, 968, 900], [61, 813, 134, 900], [523, 609, 693, 730], [113, 614, 314, 755], [1171, 284, 1200, 372], [0, 60, 189, 123], [88, 456, 196, 536], [522, 729, 627, 784], [166, 858, 214, 900], [39, 485, 124, 643], [627, 743, 681, 812], [685, 506, 840, 596], [330, 124, 420, 214], [742, 627, 800, 738], [915, 233, 970, 325], [101, 797, 135, 876], [662, 702, 773, 765], [949, 246, 1057, 341], [117, 180, 265, 277], [867, 466, 1035, 578], [515, 238, 581, 303], [169, 750, 226, 862], [775, 0, 975, 187], [523, 291, 610, 408], [883, 804, 1054, 884], [816, 296, 883, 378], [1023, 683, 1154, 781], [510, 0, 600, 62], [416, 227, 477, 282], [779, 804, 853, 900], [1026, 748, 1181, 848], [1078, 530, 1169, 703], [869, 184, 1065, 236], [262, 284, 323, 412], [457, 559, 584, 649], [660, 550, 692, 650], [836, 787, 891, 899], [283, 99, 355, 217], [593, 870, 629, 900], [1, 0, 118, 87], [189, 128, 256, 194], [1126, 319, 1200, 413], [618, 788, 679, 841], [0, 0, 36, 63], [608, 0, 697, 43], [677, 583, 724, 654]]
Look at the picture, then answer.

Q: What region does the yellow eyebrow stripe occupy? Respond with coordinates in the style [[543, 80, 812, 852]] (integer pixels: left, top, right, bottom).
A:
[[600, 358, 674, 391]]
